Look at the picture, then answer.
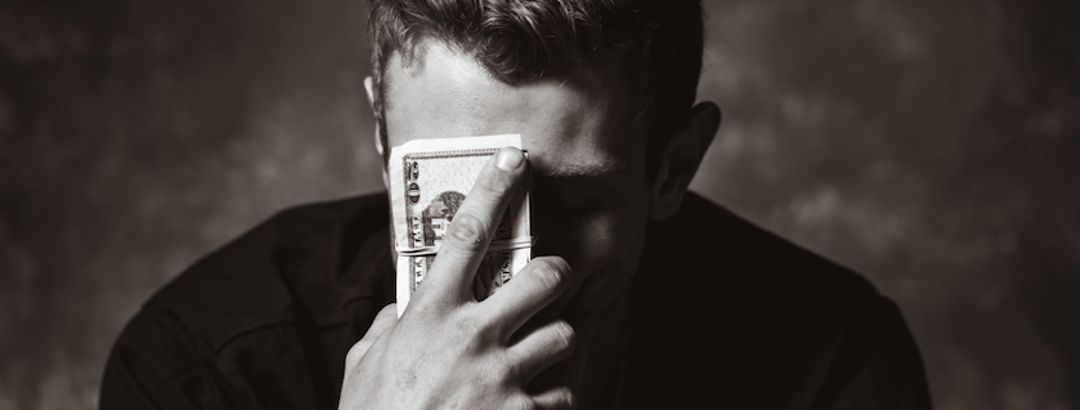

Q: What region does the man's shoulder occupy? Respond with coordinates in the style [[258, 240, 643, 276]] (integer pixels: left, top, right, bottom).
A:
[[628, 193, 929, 407], [647, 192, 882, 311], [135, 193, 391, 350], [636, 191, 895, 358], [104, 194, 391, 408]]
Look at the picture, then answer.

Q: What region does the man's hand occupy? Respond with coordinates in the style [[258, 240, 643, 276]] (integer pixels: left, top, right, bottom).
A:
[[339, 147, 577, 409]]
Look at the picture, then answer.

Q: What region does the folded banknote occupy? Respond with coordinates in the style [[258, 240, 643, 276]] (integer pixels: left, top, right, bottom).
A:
[[388, 134, 532, 317]]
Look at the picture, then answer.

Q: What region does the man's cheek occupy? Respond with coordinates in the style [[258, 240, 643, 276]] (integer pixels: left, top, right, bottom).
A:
[[533, 198, 643, 265], [565, 213, 628, 273]]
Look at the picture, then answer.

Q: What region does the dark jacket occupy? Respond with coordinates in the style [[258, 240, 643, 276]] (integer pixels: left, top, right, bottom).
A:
[[101, 192, 931, 409]]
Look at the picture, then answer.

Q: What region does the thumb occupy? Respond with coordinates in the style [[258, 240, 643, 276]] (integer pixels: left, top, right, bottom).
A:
[[346, 303, 399, 366], [364, 303, 398, 340]]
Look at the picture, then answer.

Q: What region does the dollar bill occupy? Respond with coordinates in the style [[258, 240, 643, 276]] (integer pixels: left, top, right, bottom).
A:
[[388, 134, 532, 317]]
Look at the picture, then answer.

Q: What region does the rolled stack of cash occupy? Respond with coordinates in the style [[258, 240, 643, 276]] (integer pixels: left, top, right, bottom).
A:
[[388, 134, 532, 317]]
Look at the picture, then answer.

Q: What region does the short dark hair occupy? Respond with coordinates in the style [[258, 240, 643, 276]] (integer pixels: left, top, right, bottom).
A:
[[368, 0, 704, 175]]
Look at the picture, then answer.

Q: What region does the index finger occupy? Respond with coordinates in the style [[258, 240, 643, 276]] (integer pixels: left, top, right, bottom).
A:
[[409, 147, 527, 310]]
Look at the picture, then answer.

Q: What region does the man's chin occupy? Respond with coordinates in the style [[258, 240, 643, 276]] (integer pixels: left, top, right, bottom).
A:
[[561, 265, 634, 328]]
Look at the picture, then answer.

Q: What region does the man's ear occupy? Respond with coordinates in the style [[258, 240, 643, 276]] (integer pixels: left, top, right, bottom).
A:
[[649, 102, 722, 220], [363, 76, 386, 159], [364, 76, 392, 187]]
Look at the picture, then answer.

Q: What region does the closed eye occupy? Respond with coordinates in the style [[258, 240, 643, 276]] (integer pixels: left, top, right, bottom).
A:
[[531, 171, 625, 212]]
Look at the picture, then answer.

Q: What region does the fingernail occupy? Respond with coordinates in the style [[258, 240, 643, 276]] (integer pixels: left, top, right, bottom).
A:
[[495, 147, 524, 171]]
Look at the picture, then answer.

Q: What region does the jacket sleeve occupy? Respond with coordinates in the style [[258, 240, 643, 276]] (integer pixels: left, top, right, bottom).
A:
[[816, 298, 934, 410], [100, 307, 241, 410]]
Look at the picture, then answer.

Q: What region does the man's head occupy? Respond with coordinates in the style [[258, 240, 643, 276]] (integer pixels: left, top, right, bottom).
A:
[[364, 0, 719, 328], [367, 0, 710, 176]]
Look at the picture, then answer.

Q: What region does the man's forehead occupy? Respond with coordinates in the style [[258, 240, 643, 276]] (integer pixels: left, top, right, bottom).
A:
[[382, 40, 635, 179]]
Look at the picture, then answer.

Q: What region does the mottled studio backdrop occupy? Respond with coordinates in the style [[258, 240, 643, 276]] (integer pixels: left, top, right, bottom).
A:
[[2, 0, 1078, 409]]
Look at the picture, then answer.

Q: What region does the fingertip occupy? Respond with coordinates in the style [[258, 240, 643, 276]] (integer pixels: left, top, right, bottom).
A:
[[529, 256, 573, 293], [495, 146, 525, 171], [553, 320, 577, 353], [532, 386, 576, 409]]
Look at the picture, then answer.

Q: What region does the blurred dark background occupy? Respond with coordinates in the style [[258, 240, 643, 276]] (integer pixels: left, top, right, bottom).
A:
[[2, 0, 1078, 408]]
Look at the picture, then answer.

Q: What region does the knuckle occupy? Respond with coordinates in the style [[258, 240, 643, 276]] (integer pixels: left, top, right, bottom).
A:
[[473, 353, 510, 387], [452, 312, 495, 345], [491, 351, 520, 380], [401, 297, 438, 318], [447, 213, 488, 250], [454, 315, 483, 336]]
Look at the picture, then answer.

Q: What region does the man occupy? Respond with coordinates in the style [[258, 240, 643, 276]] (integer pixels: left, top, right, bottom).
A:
[[102, 0, 931, 408]]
